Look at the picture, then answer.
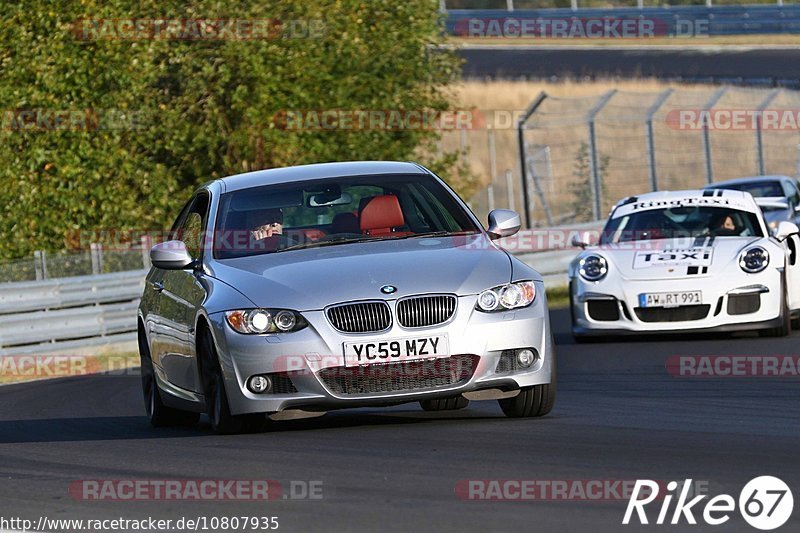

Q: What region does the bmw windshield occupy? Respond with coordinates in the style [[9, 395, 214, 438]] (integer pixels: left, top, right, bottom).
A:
[[214, 174, 480, 259]]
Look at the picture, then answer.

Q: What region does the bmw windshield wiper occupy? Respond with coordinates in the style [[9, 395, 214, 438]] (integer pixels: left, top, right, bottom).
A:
[[388, 230, 479, 240], [277, 236, 385, 252]]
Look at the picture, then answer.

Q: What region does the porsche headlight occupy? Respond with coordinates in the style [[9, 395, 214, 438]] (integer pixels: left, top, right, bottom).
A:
[[739, 247, 769, 274], [225, 309, 306, 334], [579, 254, 608, 282], [476, 281, 536, 312]]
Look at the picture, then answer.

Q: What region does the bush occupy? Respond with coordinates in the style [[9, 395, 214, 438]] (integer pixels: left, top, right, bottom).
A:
[[0, 0, 466, 260]]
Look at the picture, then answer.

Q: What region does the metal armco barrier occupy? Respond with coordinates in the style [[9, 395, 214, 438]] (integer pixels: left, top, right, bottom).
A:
[[0, 270, 147, 355], [446, 6, 800, 36]]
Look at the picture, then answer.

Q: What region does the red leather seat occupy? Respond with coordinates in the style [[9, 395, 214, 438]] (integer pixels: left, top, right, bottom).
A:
[[360, 195, 413, 237]]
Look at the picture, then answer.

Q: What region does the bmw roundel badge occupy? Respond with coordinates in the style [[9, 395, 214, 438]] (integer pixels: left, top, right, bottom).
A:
[[380, 285, 397, 294]]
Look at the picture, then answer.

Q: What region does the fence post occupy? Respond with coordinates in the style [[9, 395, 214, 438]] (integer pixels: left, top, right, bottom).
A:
[[702, 87, 727, 184], [755, 89, 781, 176], [141, 235, 152, 269], [505, 169, 515, 212], [516, 91, 548, 228], [587, 90, 617, 221], [487, 185, 495, 212], [33, 250, 47, 280], [488, 129, 498, 190], [644, 89, 674, 192], [90, 243, 104, 275], [506, 0, 514, 10]]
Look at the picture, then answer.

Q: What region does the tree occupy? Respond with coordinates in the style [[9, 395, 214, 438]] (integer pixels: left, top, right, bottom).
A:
[[569, 142, 610, 223], [0, 0, 468, 260]]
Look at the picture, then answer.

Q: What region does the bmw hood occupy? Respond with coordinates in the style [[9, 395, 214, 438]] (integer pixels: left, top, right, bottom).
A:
[[208, 235, 515, 311], [575, 237, 764, 280]]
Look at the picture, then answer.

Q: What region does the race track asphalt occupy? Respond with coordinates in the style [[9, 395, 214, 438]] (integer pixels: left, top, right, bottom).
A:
[[1, 309, 798, 532], [458, 46, 800, 86]]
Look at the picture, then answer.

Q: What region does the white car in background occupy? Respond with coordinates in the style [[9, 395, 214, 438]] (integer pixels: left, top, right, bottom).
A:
[[569, 189, 800, 339]]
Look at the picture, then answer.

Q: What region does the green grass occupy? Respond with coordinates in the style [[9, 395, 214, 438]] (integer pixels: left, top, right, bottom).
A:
[[545, 284, 570, 309], [0, 351, 139, 385]]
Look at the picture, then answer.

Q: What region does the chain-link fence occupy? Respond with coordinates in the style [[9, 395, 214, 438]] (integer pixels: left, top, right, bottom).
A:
[[461, 86, 800, 228], [0, 241, 151, 283]]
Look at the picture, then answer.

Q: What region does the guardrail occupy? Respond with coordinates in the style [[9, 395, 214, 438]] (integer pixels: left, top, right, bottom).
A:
[[0, 270, 147, 355], [0, 229, 593, 355], [446, 5, 800, 36]]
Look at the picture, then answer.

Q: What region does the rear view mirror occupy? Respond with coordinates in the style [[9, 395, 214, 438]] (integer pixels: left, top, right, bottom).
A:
[[307, 191, 352, 207]]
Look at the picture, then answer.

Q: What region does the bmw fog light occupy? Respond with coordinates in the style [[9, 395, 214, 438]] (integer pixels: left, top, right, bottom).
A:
[[517, 348, 536, 368], [247, 375, 273, 394]]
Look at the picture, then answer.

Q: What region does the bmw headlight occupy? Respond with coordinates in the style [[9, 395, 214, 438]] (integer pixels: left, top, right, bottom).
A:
[[579, 254, 608, 282], [225, 309, 307, 334], [476, 281, 536, 312], [739, 246, 769, 273]]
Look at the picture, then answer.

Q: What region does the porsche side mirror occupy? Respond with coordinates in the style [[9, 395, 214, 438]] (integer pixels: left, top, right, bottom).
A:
[[150, 240, 194, 270], [774, 221, 800, 241], [571, 231, 598, 249], [487, 209, 521, 240]]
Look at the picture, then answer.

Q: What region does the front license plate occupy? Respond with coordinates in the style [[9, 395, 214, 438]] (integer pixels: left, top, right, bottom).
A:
[[638, 291, 702, 308], [344, 335, 449, 367]]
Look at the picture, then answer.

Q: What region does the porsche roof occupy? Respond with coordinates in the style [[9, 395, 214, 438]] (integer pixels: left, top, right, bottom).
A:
[[611, 189, 758, 218]]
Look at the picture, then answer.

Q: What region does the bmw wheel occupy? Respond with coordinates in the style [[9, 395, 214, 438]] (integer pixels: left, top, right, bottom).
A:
[[139, 327, 199, 427]]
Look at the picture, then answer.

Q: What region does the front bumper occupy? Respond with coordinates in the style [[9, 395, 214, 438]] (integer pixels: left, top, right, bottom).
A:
[[571, 269, 783, 336], [207, 288, 554, 415]]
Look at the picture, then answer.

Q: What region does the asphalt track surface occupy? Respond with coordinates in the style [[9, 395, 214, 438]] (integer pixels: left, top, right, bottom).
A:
[[1, 308, 799, 532], [458, 46, 800, 85]]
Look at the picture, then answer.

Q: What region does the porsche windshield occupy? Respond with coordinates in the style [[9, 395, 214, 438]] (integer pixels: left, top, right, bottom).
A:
[[601, 205, 764, 244], [214, 173, 480, 259]]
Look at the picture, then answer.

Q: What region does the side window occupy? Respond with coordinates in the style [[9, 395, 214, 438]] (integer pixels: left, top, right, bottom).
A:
[[177, 194, 210, 260]]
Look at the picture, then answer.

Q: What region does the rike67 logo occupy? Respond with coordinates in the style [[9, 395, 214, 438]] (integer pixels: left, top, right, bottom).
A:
[[623, 477, 793, 530]]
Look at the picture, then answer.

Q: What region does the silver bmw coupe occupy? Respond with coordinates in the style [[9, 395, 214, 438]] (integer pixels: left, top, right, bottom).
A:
[[138, 161, 555, 433]]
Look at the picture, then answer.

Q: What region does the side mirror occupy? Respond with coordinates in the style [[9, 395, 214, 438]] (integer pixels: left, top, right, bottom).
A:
[[570, 231, 598, 249], [774, 221, 800, 241], [150, 240, 194, 270], [487, 209, 521, 240]]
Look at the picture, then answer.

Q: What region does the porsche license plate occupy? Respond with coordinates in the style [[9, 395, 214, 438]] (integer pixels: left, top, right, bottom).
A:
[[639, 291, 702, 308], [344, 335, 449, 367]]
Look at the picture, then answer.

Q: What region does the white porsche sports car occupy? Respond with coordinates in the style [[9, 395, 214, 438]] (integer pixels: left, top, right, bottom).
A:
[[569, 189, 800, 339]]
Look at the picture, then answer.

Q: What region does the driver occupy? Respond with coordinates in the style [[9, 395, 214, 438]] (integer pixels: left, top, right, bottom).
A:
[[250, 208, 283, 241], [709, 212, 739, 236], [247, 208, 288, 252]]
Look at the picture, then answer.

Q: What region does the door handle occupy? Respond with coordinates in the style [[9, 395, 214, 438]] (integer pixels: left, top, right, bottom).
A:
[[151, 281, 164, 292]]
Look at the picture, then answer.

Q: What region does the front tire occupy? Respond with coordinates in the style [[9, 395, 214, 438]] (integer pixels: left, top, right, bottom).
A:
[[760, 278, 791, 338], [498, 383, 556, 418], [200, 329, 266, 434], [139, 328, 200, 427]]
